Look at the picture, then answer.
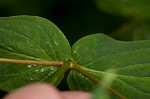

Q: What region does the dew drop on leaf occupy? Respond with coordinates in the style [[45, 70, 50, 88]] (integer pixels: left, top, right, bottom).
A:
[[30, 78, 33, 80], [32, 64, 37, 66], [27, 65, 32, 68], [35, 69, 38, 72], [27, 64, 38, 68], [40, 68, 44, 73], [79, 73, 89, 80]]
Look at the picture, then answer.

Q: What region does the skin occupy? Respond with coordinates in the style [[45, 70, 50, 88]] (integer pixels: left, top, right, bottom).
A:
[[3, 83, 92, 99]]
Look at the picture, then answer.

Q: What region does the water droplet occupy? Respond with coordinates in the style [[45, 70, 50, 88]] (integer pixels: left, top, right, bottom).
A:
[[48, 73, 51, 76], [27, 65, 32, 68], [49, 67, 53, 71], [32, 64, 37, 66], [79, 73, 89, 80], [27, 64, 38, 68], [79, 73, 84, 77], [85, 77, 88, 80], [48, 70, 56, 76], [35, 69, 39, 72], [40, 68, 44, 73], [30, 78, 33, 80], [81, 75, 85, 78]]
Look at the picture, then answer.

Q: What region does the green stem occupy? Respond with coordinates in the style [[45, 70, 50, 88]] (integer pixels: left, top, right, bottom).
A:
[[0, 58, 126, 99], [0, 58, 63, 66], [48, 60, 71, 86], [70, 64, 126, 99]]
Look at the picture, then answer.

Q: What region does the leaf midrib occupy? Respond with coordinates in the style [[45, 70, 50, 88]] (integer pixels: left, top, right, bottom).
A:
[[81, 66, 150, 77], [80, 66, 150, 95], [84, 47, 150, 66]]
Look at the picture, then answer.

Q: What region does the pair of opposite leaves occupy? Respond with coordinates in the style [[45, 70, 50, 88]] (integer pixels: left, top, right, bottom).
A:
[[0, 16, 149, 99]]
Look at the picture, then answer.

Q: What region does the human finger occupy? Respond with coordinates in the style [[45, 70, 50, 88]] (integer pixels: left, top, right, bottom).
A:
[[3, 83, 62, 99]]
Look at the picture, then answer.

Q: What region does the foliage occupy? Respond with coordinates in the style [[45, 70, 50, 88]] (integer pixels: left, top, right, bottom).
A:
[[96, 0, 150, 19], [0, 15, 149, 99], [95, 0, 150, 41]]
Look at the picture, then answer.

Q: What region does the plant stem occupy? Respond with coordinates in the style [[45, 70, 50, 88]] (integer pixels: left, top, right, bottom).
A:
[[0, 58, 63, 66], [48, 61, 71, 86], [70, 64, 126, 99], [0, 58, 126, 99]]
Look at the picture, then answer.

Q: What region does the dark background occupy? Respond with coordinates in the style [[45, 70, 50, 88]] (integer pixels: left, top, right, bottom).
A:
[[0, 0, 150, 98], [1, 0, 150, 44], [0, 0, 131, 45]]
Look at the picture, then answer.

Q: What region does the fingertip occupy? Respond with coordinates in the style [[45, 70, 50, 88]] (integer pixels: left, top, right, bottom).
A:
[[3, 83, 62, 99]]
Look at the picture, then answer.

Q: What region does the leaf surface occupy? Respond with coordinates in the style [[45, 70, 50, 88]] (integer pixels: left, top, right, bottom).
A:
[[68, 34, 150, 98], [0, 15, 71, 91]]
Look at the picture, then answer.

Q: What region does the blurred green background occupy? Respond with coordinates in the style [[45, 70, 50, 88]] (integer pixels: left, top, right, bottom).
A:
[[0, 0, 150, 97], [1, 0, 150, 45]]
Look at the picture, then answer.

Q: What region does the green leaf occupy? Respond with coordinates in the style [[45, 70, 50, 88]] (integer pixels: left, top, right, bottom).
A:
[[0, 15, 71, 91], [92, 71, 115, 99], [68, 34, 150, 98], [95, 0, 150, 19]]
